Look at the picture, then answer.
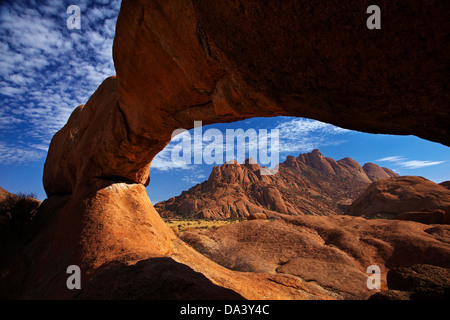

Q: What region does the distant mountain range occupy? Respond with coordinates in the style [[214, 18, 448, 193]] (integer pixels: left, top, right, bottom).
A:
[[155, 149, 398, 219]]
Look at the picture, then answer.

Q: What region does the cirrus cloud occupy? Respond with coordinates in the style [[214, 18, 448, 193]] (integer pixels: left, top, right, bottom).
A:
[[0, 0, 120, 164], [376, 155, 445, 169]]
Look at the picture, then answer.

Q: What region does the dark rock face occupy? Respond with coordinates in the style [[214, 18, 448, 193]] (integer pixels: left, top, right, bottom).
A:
[[369, 265, 450, 300], [190, 0, 450, 146], [439, 181, 450, 190]]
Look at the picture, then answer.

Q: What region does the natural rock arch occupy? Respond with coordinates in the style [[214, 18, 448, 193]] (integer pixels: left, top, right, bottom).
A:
[[10, 0, 450, 299], [44, 0, 449, 196]]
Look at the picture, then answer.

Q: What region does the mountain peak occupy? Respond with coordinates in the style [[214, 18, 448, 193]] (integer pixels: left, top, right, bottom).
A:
[[245, 157, 257, 164], [223, 160, 240, 166], [296, 149, 335, 175], [156, 150, 399, 219], [244, 157, 261, 171], [362, 162, 399, 182]]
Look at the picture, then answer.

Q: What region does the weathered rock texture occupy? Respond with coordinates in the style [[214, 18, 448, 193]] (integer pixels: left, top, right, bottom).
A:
[[3, 0, 449, 299], [369, 264, 450, 300], [155, 150, 398, 218], [440, 181, 450, 190], [180, 215, 450, 299], [1, 184, 335, 300], [346, 176, 450, 222]]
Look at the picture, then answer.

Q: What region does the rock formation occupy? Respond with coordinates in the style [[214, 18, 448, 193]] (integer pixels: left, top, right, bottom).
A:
[[346, 176, 450, 223], [180, 215, 450, 299], [155, 149, 398, 218], [369, 264, 450, 300], [439, 181, 450, 190], [2, 0, 449, 299], [247, 213, 267, 221]]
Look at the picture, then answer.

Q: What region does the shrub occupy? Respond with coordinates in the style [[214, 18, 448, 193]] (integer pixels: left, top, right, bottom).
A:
[[15, 192, 37, 199]]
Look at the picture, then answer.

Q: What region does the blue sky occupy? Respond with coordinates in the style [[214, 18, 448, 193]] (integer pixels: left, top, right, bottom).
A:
[[1, 0, 449, 203]]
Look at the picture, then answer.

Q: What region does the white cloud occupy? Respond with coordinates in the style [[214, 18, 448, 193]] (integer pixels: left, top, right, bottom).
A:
[[376, 155, 445, 169], [276, 117, 349, 135], [0, 86, 24, 97], [0, 0, 121, 163], [0, 142, 46, 164], [274, 117, 349, 154], [149, 117, 350, 172], [182, 172, 207, 184], [376, 156, 407, 162], [150, 131, 195, 171], [150, 154, 194, 172], [400, 160, 445, 169]]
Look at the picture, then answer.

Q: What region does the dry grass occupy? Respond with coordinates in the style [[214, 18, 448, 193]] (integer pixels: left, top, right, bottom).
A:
[[163, 218, 242, 232]]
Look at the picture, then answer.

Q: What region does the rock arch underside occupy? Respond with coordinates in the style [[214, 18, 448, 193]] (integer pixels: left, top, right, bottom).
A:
[[3, 0, 450, 299]]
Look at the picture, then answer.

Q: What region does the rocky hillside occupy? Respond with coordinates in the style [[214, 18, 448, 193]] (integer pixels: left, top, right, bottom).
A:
[[155, 149, 398, 218]]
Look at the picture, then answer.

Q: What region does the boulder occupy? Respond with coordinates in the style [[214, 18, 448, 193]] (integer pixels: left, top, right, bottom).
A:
[[439, 181, 450, 190], [347, 176, 450, 220], [369, 264, 450, 300], [247, 213, 267, 220], [362, 163, 397, 182]]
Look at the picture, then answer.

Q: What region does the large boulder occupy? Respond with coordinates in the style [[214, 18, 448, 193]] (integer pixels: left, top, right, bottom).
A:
[[346, 176, 450, 222], [247, 213, 267, 220]]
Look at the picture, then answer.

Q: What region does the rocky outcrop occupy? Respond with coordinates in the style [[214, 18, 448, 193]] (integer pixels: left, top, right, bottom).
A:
[[445, 206, 450, 225], [346, 176, 450, 222], [395, 210, 446, 225], [362, 163, 398, 181], [247, 213, 267, 221], [7, 0, 449, 299], [0, 187, 19, 204], [369, 265, 450, 300], [2, 183, 334, 300], [440, 181, 450, 190], [155, 150, 398, 218], [180, 215, 450, 299]]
